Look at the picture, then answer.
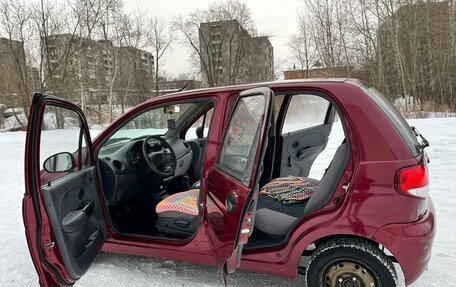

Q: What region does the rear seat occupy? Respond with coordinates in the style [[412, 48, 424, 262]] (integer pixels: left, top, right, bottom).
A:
[[254, 143, 349, 236], [256, 177, 319, 218]]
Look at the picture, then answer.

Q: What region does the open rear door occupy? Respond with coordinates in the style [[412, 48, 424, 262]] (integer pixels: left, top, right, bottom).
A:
[[204, 87, 273, 280], [23, 93, 106, 286]]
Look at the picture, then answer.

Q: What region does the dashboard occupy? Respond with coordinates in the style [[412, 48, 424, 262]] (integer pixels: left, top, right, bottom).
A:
[[98, 136, 193, 204]]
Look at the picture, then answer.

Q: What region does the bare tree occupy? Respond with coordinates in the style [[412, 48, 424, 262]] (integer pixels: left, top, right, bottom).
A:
[[33, 0, 81, 95], [303, 0, 355, 71], [208, 0, 257, 35], [0, 0, 34, 126], [288, 10, 318, 76], [96, 0, 123, 121], [112, 9, 150, 113], [147, 17, 174, 95], [293, 0, 456, 112], [173, 0, 259, 87], [0, 0, 160, 129]]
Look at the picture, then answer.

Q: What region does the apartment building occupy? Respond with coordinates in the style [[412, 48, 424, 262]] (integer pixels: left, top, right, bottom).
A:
[[0, 38, 29, 107], [199, 19, 274, 87], [43, 34, 154, 105]]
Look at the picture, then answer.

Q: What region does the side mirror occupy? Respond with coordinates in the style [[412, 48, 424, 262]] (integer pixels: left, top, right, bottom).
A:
[[43, 152, 75, 173]]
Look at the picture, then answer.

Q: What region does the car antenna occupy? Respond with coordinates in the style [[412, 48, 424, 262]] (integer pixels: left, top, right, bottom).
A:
[[178, 71, 201, 92]]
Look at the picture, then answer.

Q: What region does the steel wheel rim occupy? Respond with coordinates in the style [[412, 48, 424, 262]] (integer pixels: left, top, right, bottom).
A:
[[318, 258, 382, 287]]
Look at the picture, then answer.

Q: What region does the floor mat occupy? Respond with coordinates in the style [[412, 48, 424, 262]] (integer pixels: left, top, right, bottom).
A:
[[110, 200, 158, 236]]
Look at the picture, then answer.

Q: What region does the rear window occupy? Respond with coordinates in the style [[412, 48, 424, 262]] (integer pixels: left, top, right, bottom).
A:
[[362, 86, 420, 156]]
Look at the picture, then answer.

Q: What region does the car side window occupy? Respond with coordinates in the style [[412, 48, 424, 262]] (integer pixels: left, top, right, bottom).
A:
[[185, 108, 214, 140], [219, 95, 265, 185], [39, 105, 89, 186], [282, 95, 330, 134]]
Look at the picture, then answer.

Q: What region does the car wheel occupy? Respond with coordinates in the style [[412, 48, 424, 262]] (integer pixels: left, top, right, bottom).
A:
[[305, 237, 397, 287]]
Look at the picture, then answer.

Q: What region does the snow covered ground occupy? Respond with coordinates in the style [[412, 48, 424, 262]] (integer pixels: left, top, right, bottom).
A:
[[0, 117, 455, 286]]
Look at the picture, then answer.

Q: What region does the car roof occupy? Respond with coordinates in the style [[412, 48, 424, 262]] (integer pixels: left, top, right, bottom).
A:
[[153, 78, 365, 101]]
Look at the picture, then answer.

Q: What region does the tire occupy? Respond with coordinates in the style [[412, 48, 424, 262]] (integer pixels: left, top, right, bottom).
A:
[[305, 237, 398, 287]]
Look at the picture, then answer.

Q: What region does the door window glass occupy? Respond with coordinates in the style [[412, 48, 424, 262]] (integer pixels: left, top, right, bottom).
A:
[[219, 95, 265, 185], [185, 108, 214, 140], [39, 105, 89, 186], [282, 95, 329, 134]]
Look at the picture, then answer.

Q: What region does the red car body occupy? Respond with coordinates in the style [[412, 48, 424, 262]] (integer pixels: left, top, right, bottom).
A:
[[23, 79, 435, 286]]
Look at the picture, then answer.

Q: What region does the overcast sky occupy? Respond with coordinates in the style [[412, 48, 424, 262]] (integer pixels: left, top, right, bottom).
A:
[[124, 0, 303, 79]]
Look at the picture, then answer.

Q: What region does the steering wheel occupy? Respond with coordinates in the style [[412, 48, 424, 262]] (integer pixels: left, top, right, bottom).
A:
[[142, 135, 177, 177]]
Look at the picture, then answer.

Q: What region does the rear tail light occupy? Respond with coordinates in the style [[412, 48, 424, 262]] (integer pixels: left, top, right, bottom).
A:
[[395, 165, 429, 199]]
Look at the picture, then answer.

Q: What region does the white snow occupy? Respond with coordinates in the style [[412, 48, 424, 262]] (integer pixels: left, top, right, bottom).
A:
[[0, 117, 455, 286]]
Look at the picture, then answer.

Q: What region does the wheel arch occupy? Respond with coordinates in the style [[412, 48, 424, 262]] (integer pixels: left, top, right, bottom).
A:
[[294, 233, 399, 270], [307, 234, 396, 259]]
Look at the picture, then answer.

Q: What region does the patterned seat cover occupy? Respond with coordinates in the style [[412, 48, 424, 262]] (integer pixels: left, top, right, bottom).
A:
[[156, 189, 199, 217], [259, 176, 317, 204]]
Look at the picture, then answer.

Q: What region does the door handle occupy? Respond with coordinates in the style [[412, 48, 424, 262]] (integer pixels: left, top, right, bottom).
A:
[[62, 199, 94, 233], [77, 199, 94, 216], [226, 194, 238, 213], [61, 200, 94, 233], [297, 146, 322, 159], [62, 210, 87, 233]]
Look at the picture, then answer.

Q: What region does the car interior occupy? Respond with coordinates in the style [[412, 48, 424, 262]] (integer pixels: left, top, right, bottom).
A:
[[96, 92, 349, 248]]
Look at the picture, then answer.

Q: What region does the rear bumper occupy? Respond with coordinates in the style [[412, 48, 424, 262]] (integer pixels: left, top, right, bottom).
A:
[[372, 198, 436, 286]]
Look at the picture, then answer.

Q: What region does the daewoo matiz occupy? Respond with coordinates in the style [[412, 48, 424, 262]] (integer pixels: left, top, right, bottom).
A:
[[23, 79, 435, 286]]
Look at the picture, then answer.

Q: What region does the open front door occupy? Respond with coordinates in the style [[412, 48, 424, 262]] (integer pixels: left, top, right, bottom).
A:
[[23, 93, 106, 286], [204, 87, 273, 279]]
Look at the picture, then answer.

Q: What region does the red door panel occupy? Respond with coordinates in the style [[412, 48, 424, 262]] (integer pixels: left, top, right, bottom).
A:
[[204, 87, 274, 275]]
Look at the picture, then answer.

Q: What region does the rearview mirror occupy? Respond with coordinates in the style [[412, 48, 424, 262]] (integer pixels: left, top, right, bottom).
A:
[[43, 152, 75, 173], [164, 105, 181, 114]]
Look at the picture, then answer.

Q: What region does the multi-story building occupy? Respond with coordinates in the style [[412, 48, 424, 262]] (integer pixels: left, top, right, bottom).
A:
[[250, 36, 274, 82], [116, 46, 155, 103], [0, 37, 28, 107], [43, 34, 154, 106], [199, 19, 274, 87]]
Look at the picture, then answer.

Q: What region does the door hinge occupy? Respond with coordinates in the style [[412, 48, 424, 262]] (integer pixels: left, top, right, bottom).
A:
[[42, 241, 55, 249]]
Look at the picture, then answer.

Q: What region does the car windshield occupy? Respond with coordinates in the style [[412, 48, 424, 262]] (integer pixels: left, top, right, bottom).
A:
[[106, 103, 193, 144]]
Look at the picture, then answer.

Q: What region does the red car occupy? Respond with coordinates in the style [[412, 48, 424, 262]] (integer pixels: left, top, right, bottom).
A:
[[23, 79, 435, 286]]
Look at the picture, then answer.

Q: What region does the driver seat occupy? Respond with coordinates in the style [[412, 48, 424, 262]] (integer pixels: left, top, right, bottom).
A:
[[155, 189, 199, 237]]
